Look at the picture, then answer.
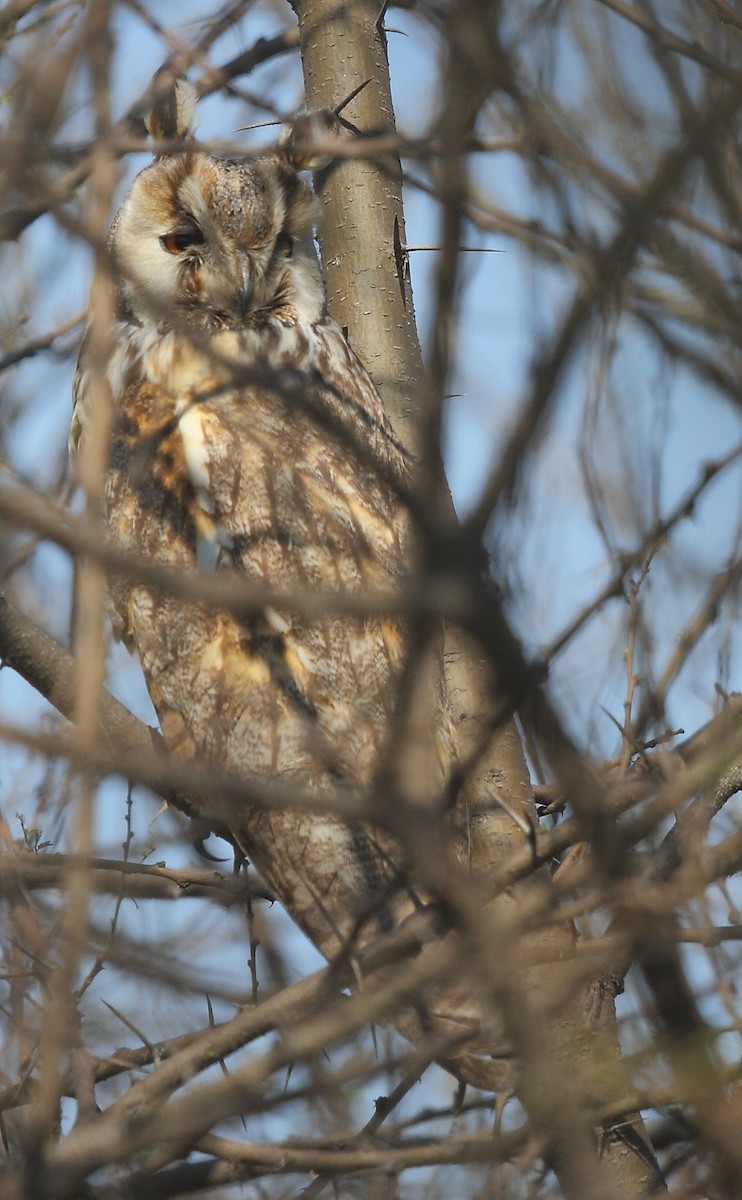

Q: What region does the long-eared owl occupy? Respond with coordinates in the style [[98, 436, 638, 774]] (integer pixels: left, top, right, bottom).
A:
[[71, 77, 504, 1090]]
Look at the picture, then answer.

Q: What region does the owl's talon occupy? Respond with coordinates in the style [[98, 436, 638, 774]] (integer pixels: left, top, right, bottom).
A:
[[189, 818, 228, 862]]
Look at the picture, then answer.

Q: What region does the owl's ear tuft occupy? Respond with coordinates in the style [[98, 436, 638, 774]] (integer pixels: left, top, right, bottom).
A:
[[144, 68, 197, 152], [279, 110, 347, 171]]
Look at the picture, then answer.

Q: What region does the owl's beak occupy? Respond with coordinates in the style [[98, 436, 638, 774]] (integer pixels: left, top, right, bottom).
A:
[[234, 258, 253, 318]]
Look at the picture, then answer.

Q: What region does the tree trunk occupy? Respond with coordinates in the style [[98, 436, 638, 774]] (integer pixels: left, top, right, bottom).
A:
[[290, 1, 661, 1195]]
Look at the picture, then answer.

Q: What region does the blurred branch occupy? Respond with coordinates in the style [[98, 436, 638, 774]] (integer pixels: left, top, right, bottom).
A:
[[0, 27, 300, 244], [0, 0, 47, 42], [544, 439, 742, 661], [38, 913, 468, 1187], [133, 1127, 527, 1192], [0, 851, 265, 905], [0, 311, 85, 374], [0, 592, 161, 758], [0, 1011, 255, 1116], [0, 475, 423, 623], [4, 1, 742, 1195], [465, 70, 742, 529], [596, 0, 739, 78], [196, 28, 299, 98], [635, 558, 742, 732]]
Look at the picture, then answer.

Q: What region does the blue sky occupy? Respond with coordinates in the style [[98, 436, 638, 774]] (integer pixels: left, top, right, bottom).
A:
[[2, 0, 740, 888], [2, 0, 740, 919], [1, 3, 741, 1172]]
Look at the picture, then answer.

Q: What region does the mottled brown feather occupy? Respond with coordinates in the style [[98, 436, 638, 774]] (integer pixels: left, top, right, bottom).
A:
[[71, 129, 511, 1090]]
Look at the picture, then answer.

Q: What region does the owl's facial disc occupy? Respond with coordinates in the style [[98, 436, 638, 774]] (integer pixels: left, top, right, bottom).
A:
[[112, 151, 323, 326]]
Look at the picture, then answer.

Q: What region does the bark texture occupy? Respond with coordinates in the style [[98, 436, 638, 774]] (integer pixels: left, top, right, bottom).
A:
[[290, 1, 661, 1196]]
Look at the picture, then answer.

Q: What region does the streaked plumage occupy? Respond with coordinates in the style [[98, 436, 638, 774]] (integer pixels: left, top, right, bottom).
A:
[[71, 80, 508, 1089]]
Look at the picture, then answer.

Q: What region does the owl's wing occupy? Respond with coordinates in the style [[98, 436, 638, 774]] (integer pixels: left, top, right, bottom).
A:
[[172, 320, 414, 780], [181, 319, 410, 571], [155, 320, 438, 947], [97, 319, 507, 1091]]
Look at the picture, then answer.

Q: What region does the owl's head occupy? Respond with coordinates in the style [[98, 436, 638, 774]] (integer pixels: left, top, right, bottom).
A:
[[111, 78, 325, 329]]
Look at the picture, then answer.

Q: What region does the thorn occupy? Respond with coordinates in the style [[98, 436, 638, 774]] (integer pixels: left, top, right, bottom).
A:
[[373, 0, 389, 27], [368, 1023, 379, 1057], [394, 215, 407, 308], [235, 118, 282, 133], [149, 799, 169, 825], [403, 245, 505, 253], [334, 78, 372, 118]]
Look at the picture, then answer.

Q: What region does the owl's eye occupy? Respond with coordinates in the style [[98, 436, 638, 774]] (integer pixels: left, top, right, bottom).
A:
[[160, 223, 205, 255]]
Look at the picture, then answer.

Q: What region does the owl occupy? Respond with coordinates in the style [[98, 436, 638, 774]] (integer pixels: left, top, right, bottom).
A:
[[70, 78, 508, 1091]]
